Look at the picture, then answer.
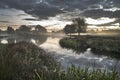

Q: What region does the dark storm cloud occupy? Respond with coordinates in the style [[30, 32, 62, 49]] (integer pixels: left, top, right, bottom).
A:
[[0, 2, 8, 8], [0, 20, 10, 23], [82, 9, 120, 18], [23, 18, 39, 21], [0, 0, 120, 19], [25, 4, 63, 19], [0, 0, 64, 18], [17, 14, 28, 16], [0, 0, 103, 18]]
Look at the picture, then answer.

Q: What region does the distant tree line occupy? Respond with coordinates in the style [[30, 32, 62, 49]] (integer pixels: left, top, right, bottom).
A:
[[64, 18, 87, 36], [0, 25, 47, 34], [16, 25, 47, 34], [0, 26, 15, 34]]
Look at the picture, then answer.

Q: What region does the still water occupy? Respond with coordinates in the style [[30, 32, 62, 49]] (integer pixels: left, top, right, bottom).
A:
[[0, 34, 120, 72]]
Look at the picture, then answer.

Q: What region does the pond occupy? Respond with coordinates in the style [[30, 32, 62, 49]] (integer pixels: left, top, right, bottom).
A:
[[0, 34, 120, 72]]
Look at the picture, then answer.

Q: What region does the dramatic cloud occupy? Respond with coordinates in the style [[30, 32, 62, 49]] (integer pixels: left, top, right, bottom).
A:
[[0, 0, 104, 18], [22, 18, 39, 21], [0, 0, 120, 19], [82, 9, 120, 18], [0, 0, 120, 27]]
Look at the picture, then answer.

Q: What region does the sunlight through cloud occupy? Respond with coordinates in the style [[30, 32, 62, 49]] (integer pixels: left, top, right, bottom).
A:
[[86, 17, 116, 25]]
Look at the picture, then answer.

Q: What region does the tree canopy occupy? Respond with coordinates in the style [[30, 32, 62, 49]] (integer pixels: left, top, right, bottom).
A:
[[35, 25, 47, 33], [16, 25, 31, 32], [7, 27, 15, 34], [63, 24, 76, 35], [73, 18, 87, 35], [64, 18, 87, 35]]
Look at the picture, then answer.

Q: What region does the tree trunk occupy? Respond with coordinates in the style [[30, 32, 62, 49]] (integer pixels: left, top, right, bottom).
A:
[[78, 32, 80, 36], [70, 33, 71, 38]]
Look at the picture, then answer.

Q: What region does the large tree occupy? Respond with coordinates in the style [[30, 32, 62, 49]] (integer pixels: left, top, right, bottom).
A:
[[73, 18, 87, 35], [63, 24, 76, 36]]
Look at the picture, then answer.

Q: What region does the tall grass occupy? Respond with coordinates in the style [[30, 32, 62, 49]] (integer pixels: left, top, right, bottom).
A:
[[35, 65, 120, 80], [0, 42, 60, 80]]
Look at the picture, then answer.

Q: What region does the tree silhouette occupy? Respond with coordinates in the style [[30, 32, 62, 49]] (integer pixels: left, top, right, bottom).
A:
[[35, 25, 47, 33], [63, 18, 87, 36], [63, 24, 76, 36], [0, 29, 2, 33], [17, 25, 31, 32], [7, 27, 14, 34], [73, 18, 87, 35]]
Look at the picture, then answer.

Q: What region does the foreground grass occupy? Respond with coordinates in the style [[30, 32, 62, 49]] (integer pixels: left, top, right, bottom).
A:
[[0, 42, 120, 80], [0, 42, 60, 80], [35, 65, 120, 80]]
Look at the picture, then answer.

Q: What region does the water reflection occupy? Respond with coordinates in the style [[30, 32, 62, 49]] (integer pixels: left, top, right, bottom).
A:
[[0, 35, 47, 45], [1, 39, 8, 44], [40, 37, 120, 72]]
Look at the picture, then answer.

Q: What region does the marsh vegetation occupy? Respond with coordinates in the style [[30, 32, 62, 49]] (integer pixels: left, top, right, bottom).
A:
[[0, 42, 60, 80], [0, 42, 120, 80]]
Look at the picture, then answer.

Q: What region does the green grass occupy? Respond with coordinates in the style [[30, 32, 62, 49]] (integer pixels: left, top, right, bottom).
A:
[[59, 37, 120, 59], [0, 42, 120, 80], [59, 38, 78, 49], [0, 42, 60, 80], [59, 38, 88, 52], [35, 65, 120, 80]]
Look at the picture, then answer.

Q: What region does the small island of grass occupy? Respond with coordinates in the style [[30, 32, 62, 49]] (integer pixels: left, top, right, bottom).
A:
[[59, 35, 120, 59]]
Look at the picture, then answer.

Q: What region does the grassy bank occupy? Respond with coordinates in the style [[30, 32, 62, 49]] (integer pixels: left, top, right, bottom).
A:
[[59, 38, 88, 52], [0, 42, 120, 80], [59, 36, 120, 59]]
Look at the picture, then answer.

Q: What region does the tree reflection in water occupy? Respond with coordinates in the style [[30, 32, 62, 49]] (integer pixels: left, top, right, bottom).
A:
[[0, 34, 47, 46]]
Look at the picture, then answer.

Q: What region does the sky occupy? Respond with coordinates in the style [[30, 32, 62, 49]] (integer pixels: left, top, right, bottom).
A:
[[0, 0, 120, 29]]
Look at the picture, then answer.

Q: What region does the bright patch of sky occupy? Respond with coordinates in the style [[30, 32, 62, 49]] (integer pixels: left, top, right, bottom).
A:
[[113, 23, 120, 26], [28, 19, 72, 29], [0, 8, 36, 25], [106, 26, 120, 29], [103, 7, 120, 12], [86, 17, 116, 25]]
